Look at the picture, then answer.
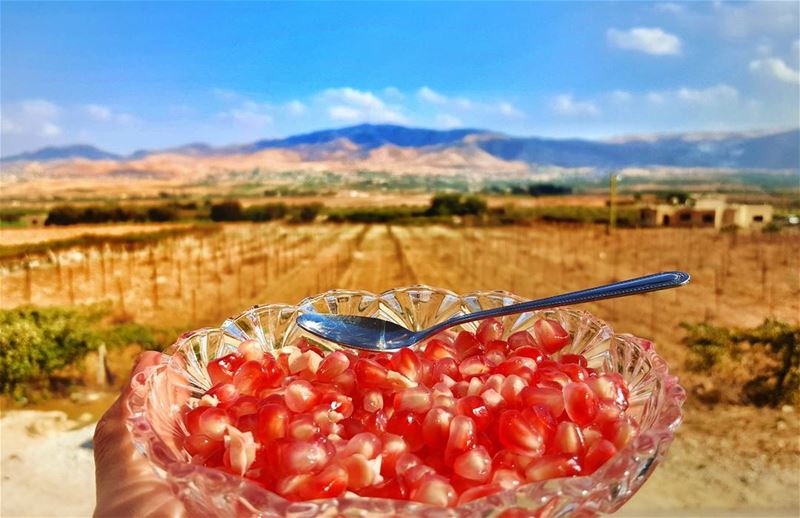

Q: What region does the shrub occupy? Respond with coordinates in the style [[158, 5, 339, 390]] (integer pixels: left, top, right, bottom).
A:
[[146, 205, 180, 222], [245, 203, 288, 222], [682, 319, 799, 406], [0, 305, 163, 397], [210, 201, 244, 222], [288, 203, 323, 223], [426, 193, 487, 217]]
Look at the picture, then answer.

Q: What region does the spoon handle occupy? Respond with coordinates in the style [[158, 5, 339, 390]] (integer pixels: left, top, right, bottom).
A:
[[424, 271, 690, 338]]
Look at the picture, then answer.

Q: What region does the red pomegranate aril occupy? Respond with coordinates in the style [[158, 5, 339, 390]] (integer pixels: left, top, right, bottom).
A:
[[410, 475, 457, 507], [394, 387, 432, 414], [501, 374, 527, 404], [422, 406, 455, 449], [492, 449, 520, 470], [362, 409, 389, 435], [552, 421, 585, 456], [485, 339, 510, 355], [594, 399, 624, 427], [523, 405, 557, 444], [453, 445, 492, 482], [316, 351, 350, 381], [184, 433, 220, 456], [497, 410, 544, 457], [280, 435, 333, 475], [288, 414, 320, 440], [257, 403, 289, 443], [198, 407, 232, 441], [232, 361, 268, 395], [458, 355, 491, 378], [331, 368, 356, 394], [563, 382, 599, 427], [533, 319, 571, 354], [583, 439, 617, 474], [423, 339, 456, 361], [455, 395, 492, 432], [380, 432, 410, 477], [237, 413, 258, 434], [508, 330, 537, 350], [476, 318, 504, 345], [457, 483, 502, 505], [285, 379, 320, 413], [606, 416, 638, 450], [354, 358, 389, 387], [525, 455, 581, 482], [206, 382, 240, 406], [237, 339, 264, 362], [445, 415, 477, 464], [391, 347, 422, 381], [362, 389, 384, 413], [559, 353, 587, 367], [228, 395, 259, 418], [521, 386, 565, 417], [339, 453, 375, 489], [492, 468, 525, 489], [512, 346, 546, 364], [432, 357, 460, 382], [298, 463, 348, 499], [386, 411, 425, 452], [341, 431, 382, 459], [207, 353, 244, 385], [185, 406, 207, 435], [533, 367, 571, 388], [560, 363, 589, 382], [360, 477, 408, 499], [454, 330, 483, 357], [587, 373, 629, 410], [496, 357, 538, 377]]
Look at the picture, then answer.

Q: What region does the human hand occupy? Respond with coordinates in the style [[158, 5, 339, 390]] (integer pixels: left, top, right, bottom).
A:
[[93, 351, 186, 518]]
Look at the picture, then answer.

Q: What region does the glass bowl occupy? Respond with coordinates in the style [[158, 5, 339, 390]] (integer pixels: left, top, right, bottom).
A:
[[126, 286, 685, 517]]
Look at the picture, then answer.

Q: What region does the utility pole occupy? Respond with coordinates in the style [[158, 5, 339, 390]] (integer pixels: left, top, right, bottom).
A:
[[608, 173, 620, 234]]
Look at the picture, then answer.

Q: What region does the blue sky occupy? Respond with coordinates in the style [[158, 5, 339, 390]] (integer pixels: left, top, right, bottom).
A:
[[1, 1, 798, 155]]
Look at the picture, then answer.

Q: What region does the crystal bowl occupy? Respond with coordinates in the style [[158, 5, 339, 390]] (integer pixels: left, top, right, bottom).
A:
[[126, 286, 685, 517]]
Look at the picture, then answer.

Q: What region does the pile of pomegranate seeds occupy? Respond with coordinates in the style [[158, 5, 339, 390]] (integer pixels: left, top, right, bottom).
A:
[[180, 318, 637, 507]]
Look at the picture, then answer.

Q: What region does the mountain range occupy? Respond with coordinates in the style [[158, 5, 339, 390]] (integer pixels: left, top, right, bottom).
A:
[[2, 124, 798, 172]]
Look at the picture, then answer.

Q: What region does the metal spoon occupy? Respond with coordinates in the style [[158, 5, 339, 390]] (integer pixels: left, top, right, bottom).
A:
[[297, 271, 690, 351]]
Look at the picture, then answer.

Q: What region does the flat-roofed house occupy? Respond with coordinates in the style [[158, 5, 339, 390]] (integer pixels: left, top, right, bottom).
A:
[[640, 199, 773, 230]]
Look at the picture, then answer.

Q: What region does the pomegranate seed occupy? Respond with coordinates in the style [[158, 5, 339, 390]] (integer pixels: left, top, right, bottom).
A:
[[476, 318, 504, 345], [560, 363, 589, 382], [232, 361, 269, 395], [563, 382, 598, 427], [497, 410, 544, 457], [587, 373, 629, 409], [594, 399, 624, 427], [198, 407, 232, 441], [533, 319, 571, 354], [422, 406, 454, 449], [445, 415, 477, 464], [256, 403, 289, 443], [552, 421, 585, 456], [184, 433, 220, 456], [480, 389, 505, 411], [454, 330, 483, 358], [533, 367, 571, 388], [501, 374, 527, 404], [485, 339, 510, 355], [288, 414, 320, 440], [512, 346, 546, 364], [394, 387, 432, 414], [228, 395, 258, 418], [423, 339, 456, 361], [341, 432, 382, 460], [453, 445, 492, 482], [207, 383, 240, 406], [432, 357, 460, 381], [491, 468, 524, 489], [354, 358, 389, 387], [521, 386, 565, 417], [386, 411, 424, 452], [285, 380, 320, 413], [496, 357, 538, 377], [280, 435, 334, 475], [451, 381, 470, 398], [362, 389, 384, 413], [332, 368, 356, 394], [207, 353, 244, 385], [583, 439, 617, 474], [316, 351, 350, 381], [339, 453, 375, 490], [224, 426, 256, 476], [237, 339, 264, 362], [391, 347, 422, 381], [455, 395, 492, 432], [559, 353, 587, 367], [457, 483, 502, 505], [359, 477, 408, 499], [380, 433, 409, 477], [508, 330, 537, 350], [606, 416, 638, 450], [458, 355, 491, 378], [525, 455, 581, 482], [298, 463, 348, 499], [410, 475, 457, 507]]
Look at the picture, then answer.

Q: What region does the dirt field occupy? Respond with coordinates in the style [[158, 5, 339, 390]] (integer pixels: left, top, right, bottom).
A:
[[0, 222, 190, 247], [1, 222, 798, 516]]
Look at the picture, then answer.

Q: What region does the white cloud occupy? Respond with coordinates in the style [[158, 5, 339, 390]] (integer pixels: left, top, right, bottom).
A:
[[749, 57, 800, 85], [610, 90, 633, 103], [434, 114, 462, 128], [607, 27, 682, 55], [383, 86, 404, 99], [497, 102, 523, 118], [676, 84, 739, 104], [20, 99, 60, 119], [40, 122, 62, 137], [285, 100, 307, 116], [646, 92, 666, 104], [321, 87, 407, 123], [0, 115, 21, 135], [655, 3, 686, 15], [552, 94, 600, 116], [85, 104, 112, 121], [328, 105, 361, 121], [417, 86, 448, 104], [715, 1, 799, 39]]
